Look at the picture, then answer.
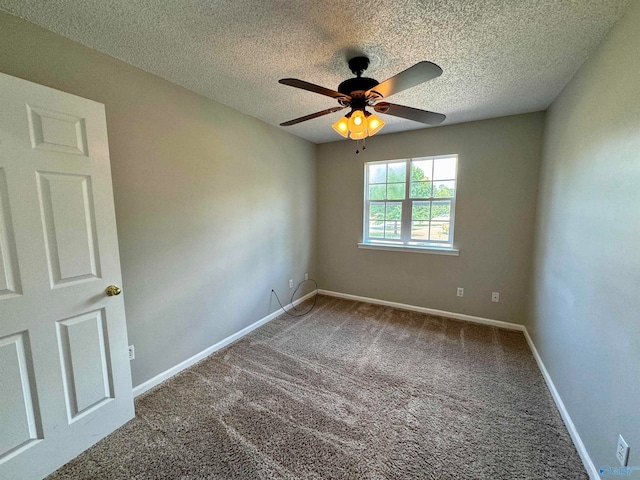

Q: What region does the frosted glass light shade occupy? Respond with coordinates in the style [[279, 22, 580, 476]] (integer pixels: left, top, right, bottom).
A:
[[366, 114, 385, 136], [350, 130, 368, 140], [331, 109, 384, 140], [348, 110, 367, 134], [332, 116, 349, 138]]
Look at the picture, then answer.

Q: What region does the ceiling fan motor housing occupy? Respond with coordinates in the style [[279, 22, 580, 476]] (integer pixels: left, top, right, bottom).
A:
[[339, 56, 380, 108], [338, 78, 380, 108]]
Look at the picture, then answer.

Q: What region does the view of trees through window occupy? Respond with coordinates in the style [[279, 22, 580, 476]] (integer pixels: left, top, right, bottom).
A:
[[365, 156, 457, 247]]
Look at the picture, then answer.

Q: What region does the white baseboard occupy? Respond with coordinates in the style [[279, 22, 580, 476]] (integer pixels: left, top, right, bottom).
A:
[[318, 289, 526, 331], [522, 329, 599, 479], [319, 288, 598, 479], [132, 290, 317, 398]]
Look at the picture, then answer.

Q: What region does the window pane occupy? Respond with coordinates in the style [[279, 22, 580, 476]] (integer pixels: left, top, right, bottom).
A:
[[430, 219, 450, 241], [431, 200, 451, 218], [433, 157, 457, 180], [369, 184, 386, 200], [387, 162, 406, 182], [385, 203, 402, 240], [412, 201, 431, 220], [386, 202, 402, 220], [368, 163, 386, 184], [387, 183, 406, 200], [433, 180, 455, 198], [411, 220, 430, 240], [411, 181, 432, 198], [412, 160, 432, 181], [430, 201, 451, 241], [385, 221, 401, 239], [369, 221, 384, 238], [411, 201, 431, 240], [369, 202, 385, 220]]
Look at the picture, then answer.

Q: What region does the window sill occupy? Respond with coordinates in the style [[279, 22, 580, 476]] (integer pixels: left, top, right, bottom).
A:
[[357, 243, 460, 256]]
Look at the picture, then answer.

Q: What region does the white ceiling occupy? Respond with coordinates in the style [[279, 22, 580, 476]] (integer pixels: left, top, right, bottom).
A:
[[0, 0, 631, 144]]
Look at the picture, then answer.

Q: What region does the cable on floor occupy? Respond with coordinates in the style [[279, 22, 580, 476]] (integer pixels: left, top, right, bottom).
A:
[[271, 279, 318, 317]]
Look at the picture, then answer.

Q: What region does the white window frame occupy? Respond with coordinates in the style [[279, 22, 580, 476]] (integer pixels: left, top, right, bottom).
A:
[[360, 155, 459, 255]]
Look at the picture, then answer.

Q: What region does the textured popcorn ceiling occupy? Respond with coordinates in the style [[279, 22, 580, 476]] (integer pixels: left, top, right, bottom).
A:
[[0, 0, 630, 144]]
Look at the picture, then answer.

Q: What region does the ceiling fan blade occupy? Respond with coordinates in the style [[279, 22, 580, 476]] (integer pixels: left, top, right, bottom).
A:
[[374, 102, 446, 125], [280, 106, 347, 126], [279, 78, 350, 100], [366, 61, 443, 99]]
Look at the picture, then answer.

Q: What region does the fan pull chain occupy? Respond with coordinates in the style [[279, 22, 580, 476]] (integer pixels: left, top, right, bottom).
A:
[[355, 138, 367, 154]]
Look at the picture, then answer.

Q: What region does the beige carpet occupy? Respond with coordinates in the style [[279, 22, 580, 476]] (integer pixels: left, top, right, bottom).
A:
[[48, 295, 587, 479]]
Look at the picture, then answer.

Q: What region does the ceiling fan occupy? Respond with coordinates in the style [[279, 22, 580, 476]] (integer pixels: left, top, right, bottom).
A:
[[279, 56, 446, 146]]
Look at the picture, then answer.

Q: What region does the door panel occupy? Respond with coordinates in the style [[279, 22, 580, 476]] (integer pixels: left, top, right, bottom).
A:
[[27, 105, 88, 156], [56, 310, 113, 421], [0, 331, 42, 462], [0, 169, 21, 297], [37, 172, 100, 286], [0, 72, 134, 479]]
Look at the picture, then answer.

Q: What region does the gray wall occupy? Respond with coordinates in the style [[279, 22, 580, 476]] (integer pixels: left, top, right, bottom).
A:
[[316, 113, 544, 324], [529, 0, 640, 470], [0, 11, 317, 387]]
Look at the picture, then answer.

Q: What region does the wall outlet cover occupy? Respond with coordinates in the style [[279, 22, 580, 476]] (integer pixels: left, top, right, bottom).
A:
[[128, 345, 135, 361], [457, 287, 464, 297], [617, 435, 630, 466]]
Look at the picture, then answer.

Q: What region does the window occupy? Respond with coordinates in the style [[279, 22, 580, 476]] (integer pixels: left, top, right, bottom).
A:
[[362, 155, 458, 252]]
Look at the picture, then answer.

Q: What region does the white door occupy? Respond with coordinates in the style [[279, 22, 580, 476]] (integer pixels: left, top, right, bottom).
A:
[[0, 72, 134, 479]]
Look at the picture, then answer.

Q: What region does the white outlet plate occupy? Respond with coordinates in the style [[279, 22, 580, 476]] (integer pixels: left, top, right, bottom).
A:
[[457, 287, 464, 297], [617, 435, 630, 466], [128, 345, 135, 361], [289, 279, 294, 289], [305, 273, 309, 281], [491, 292, 500, 302]]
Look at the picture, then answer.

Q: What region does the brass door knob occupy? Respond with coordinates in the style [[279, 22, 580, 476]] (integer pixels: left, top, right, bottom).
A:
[[106, 285, 122, 296]]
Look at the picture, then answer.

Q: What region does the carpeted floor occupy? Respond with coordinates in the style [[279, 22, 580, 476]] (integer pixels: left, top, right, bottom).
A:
[[48, 295, 587, 479]]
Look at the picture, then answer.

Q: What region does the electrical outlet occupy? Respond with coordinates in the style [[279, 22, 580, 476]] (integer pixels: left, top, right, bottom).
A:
[[128, 345, 135, 361], [491, 292, 500, 302], [305, 273, 309, 281], [289, 279, 294, 289], [617, 435, 630, 466], [457, 287, 464, 297]]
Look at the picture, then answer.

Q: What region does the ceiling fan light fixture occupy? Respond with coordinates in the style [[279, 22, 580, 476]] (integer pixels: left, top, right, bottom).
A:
[[331, 116, 349, 138], [279, 57, 445, 150]]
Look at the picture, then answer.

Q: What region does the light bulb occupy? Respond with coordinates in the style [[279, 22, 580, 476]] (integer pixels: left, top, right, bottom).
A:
[[348, 110, 368, 134]]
